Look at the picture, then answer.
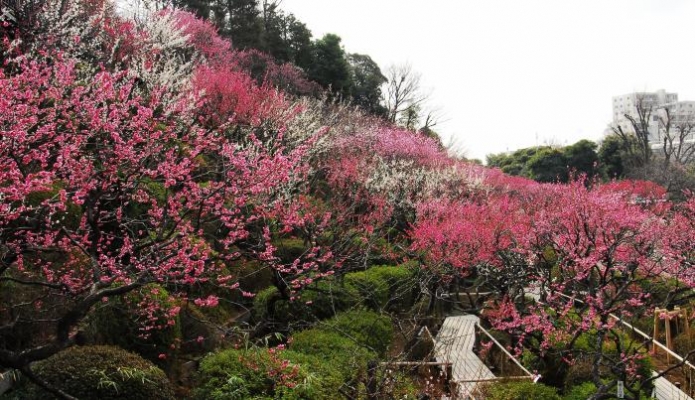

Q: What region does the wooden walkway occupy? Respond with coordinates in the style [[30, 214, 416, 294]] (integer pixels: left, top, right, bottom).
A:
[[0, 370, 14, 396], [434, 315, 495, 399], [652, 372, 694, 400]]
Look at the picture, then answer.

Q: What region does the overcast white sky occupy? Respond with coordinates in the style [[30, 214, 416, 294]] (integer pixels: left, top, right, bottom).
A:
[[280, 0, 695, 161]]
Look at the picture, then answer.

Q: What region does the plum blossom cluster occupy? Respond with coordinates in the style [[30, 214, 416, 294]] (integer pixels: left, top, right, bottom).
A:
[[0, 0, 327, 375]]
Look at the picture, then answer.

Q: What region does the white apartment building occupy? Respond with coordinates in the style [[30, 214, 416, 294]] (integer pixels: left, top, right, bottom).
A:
[[610, 90, 695, 147], [611, 90, 676, 142]]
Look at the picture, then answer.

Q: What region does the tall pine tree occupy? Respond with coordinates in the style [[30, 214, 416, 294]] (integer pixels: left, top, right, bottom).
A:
[[309, 34, 353, 98], [224, 0, 263, 49]]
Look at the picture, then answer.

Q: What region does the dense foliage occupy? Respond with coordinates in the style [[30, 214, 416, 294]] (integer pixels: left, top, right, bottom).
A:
[[0, 2, 330, 391], [15, 346, 175, 400], [486, 139, 599, 182], [319, 309, 393, 356]]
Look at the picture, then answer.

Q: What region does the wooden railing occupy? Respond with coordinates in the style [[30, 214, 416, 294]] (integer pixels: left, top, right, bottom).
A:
[[475, 322, 534, 378], [551, 291, 695, 373], [611, 313, 695, 372]]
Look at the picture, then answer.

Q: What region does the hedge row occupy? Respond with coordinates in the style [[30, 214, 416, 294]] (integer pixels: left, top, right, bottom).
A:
[[343, 264, 418, 311]]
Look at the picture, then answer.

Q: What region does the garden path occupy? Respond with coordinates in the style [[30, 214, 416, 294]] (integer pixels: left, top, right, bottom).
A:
[[434, 315, 495, 399], [652, 372, 694, 400]]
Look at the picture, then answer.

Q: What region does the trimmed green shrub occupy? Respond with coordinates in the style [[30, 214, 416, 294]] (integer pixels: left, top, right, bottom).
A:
[[291, 328, 374, 382], [87, 284, 182, 367], [299, 280, 359, 318], [344, 265, 417, 311], [21, 345, 175, 400], [193, 347, 343, 400], [322, 310, 393, 356], [253, 264, 417, 325], [485, 381, 561, 400], [343, 269, 390, 310], [281, 350, 348, 398], [562, 382, 654, 400], [563, 382, 596, 400], [253, 281, 358, 324], [364, 370, 419, 399], [194, 347, 307, 400]]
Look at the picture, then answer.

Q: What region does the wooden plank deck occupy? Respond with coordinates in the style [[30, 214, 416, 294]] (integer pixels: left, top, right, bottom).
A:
[[434, 315, 495, 399], [652, 372, 694, 400], [0, 370, 14, 396]]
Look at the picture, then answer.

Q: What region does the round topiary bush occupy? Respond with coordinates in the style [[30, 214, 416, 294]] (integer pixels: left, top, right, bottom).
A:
[[253, 282, 359, 325], [298, 280, 359, 319], [22, 345, 175, 400], [343, 265, 418, 312], [322, 309, 394, 356], [291, 328, 374, 383]]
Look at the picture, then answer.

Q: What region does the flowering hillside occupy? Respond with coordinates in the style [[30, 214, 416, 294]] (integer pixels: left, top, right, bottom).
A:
[[2, 2, 695, 399]]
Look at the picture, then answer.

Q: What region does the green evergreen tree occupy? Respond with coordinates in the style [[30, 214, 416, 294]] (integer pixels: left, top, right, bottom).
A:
[[285, 15, 314, 70], [224, 0, 263, 49], [260, 1, 290, 62], [172, 0, 216, 19], [487, 147, 547, 176], [564, 139, 599, 178], [599, 134, 629, 178], [526, 147, 569, 182], [348, 53, 387, 116], [309, 34, 353, 98], [257, 6, 314, 69]]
